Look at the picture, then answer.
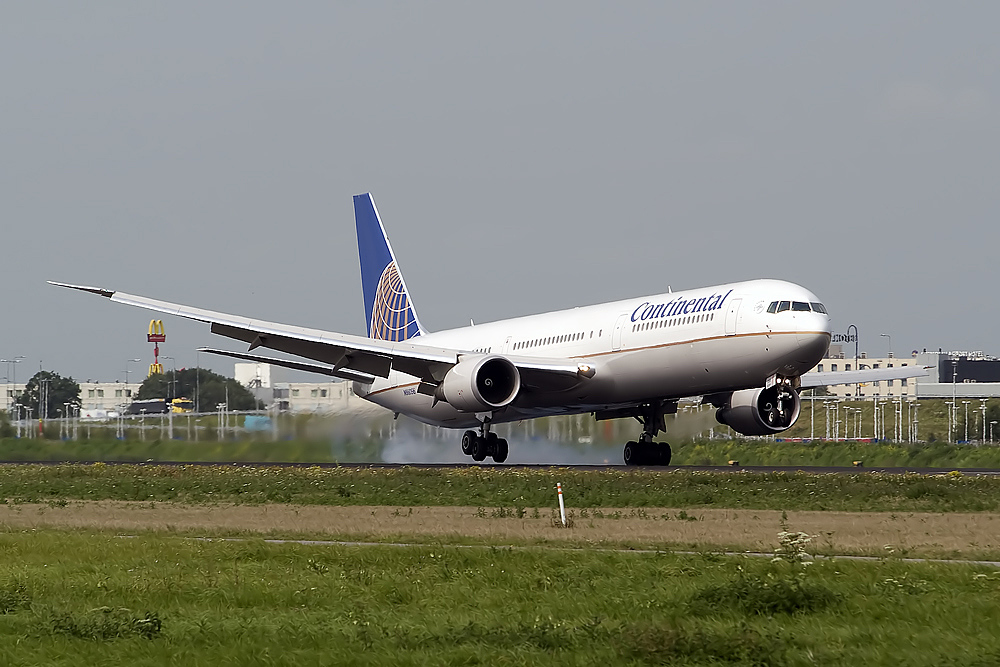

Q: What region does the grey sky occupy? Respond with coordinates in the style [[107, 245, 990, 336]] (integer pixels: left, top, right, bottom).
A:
[[2, 2, 997, 383]]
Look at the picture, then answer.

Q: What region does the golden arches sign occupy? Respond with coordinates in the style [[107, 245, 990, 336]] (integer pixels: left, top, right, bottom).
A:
[[147, 319, 166, 343]]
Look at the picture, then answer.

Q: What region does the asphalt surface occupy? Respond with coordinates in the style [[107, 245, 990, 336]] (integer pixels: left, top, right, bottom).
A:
[[1, 461, 998, 475]]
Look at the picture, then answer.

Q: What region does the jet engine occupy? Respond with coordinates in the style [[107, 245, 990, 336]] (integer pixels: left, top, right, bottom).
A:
[[715, 384, 801, 436], [440, 355, 521, 413]]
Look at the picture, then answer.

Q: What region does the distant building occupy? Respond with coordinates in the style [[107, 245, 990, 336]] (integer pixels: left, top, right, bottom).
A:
[[1, 384, 25, 413], [909, 350, 1000, 399], [2, 381, 141, 414], [79, 381, 142, 411], [809, 346, 1000, 399], [810, 345, 918, 399], [234, 362, 361, 413]]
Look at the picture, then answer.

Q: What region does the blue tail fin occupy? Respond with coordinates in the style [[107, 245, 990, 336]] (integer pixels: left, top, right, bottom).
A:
[[354, 193, 426, 341]]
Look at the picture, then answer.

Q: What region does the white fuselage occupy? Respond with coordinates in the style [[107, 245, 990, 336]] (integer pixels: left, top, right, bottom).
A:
[[354, 279, 831, 428]]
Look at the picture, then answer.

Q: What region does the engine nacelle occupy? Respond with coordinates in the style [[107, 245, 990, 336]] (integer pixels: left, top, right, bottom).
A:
[[715, 384, 801, 436], [440, 355, 521, 413]]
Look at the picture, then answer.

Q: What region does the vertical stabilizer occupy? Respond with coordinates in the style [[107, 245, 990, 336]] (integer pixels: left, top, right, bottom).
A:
[[354, 193, 426, 341]]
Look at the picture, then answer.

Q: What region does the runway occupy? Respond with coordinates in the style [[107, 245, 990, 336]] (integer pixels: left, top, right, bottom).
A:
[[1, 461, 998, 475]]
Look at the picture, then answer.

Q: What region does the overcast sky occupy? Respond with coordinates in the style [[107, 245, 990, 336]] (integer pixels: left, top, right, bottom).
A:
[[2, 2, 997, 384]]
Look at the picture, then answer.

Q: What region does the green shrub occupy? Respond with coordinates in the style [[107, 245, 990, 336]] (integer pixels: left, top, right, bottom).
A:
[[689, 571, 840, 616], [48, 608, 163, 641], [0, 580, 31, 614]]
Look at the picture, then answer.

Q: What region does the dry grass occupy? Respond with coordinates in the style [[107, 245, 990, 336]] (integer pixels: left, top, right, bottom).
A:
[[3, 501, 1000, 559]]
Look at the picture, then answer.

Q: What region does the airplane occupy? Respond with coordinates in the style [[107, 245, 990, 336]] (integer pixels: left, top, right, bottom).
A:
[[50, 193, 927, 465]]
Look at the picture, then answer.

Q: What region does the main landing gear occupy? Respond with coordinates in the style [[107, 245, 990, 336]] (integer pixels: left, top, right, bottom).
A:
[[623, 400, 673, 466], [461, 424, 509, 463]]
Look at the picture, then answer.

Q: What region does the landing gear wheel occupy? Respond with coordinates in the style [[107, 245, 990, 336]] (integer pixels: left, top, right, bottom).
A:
[[624, 441, 639, 466], [493, 438, 509, 463], [461, 430, 476, 455], [485, 432, 499, 458], [658, 442, 672, 466], [471, 436, 487, 462]]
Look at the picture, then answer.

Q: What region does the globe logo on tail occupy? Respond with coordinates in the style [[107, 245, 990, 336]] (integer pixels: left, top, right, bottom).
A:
[[371, 261, 417, 341]]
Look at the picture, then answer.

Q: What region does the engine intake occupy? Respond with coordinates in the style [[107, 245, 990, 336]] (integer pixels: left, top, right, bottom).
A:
[[715, 384, 801, 436], [440, 355, 521, 413]]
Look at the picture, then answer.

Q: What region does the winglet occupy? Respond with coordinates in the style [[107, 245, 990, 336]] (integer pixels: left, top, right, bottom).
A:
[[47, 281, 115, 298], [353, 193, 426, 341]]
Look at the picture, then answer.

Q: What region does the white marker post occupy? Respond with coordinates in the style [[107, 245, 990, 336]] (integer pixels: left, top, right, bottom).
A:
[[556, 482, 566, 527]]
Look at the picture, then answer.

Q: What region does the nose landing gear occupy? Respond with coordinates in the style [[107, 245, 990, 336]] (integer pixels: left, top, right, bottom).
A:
[[461, 424, 509, 463]]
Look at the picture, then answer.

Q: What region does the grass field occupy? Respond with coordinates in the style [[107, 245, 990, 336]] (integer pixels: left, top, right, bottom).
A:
[[3, 464, 1000, 513], [4, 465, 1000, 664], [2, 530, 1000, 666]]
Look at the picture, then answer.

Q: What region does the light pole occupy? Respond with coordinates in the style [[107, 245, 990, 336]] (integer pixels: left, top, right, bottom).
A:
[[847, 325, 859, 396], [981, 399, 988, 444], [946, 401, 954, 443], [196, 349, 201, 413], [162, 356, 176, 400], [124, 359, 141, 396], [38, 377, 50, 422], [963, 401, 971, 443], [952, 358, 958, 418], [880, 333, 892, 359]]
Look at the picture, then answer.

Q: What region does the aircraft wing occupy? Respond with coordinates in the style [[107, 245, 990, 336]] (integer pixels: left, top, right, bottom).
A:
[[49, 282, 592, 388], [799, 365, 930, 389]]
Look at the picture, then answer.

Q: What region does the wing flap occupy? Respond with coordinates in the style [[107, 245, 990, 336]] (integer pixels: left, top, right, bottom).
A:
[[198, 348, 376, 384]]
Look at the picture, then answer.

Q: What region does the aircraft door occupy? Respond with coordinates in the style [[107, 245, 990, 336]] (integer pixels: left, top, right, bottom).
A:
[[612, 314, 627, 351], [502, 336, 512, 354], [724, 298, 742, 335]]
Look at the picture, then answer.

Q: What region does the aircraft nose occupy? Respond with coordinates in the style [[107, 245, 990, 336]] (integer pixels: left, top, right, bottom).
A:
[[797, 330, 831, 359]]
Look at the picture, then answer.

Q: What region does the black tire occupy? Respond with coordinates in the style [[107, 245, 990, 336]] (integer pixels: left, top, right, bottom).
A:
[[658, 442, 672, 466], [461, 430, 476, 455], [493, 438, 509, 463], [485, 432, 499, 457], [471, 437, 487, 462], [623, 441, 639, 465]]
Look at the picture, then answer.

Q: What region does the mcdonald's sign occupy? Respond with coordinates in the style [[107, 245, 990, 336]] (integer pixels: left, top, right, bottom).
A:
[[148, 319, 166, 343]]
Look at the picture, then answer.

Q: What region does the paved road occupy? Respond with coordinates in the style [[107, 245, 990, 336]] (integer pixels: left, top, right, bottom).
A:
[[2, 461, 999, 475]]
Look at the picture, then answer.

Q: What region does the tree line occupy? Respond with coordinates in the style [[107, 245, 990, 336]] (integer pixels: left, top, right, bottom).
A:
[[9, 368, 262, 416]]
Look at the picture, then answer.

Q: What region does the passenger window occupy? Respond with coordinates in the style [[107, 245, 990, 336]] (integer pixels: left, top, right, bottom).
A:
[[792, 302, 810, 312], [777, 301, 791, 313], [767, 301, 778, 314]]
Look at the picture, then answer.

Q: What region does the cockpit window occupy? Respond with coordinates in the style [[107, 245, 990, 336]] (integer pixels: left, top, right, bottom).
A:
[[767, 300, 828, 314]]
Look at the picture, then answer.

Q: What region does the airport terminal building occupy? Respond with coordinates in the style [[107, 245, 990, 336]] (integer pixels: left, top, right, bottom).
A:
[[811, 347, 1000, 400]]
